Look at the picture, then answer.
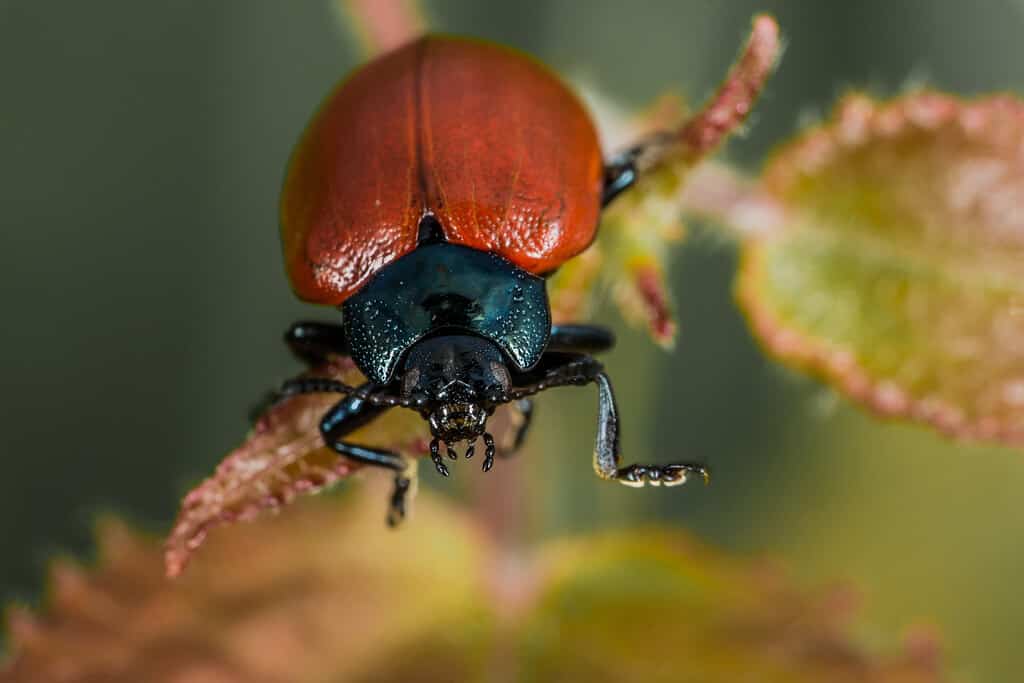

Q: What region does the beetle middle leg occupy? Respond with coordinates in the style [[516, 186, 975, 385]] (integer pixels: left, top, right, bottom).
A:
[[547, 324, 615, 355], [250, 322, 355, 423], [285, 320, 351, 366], [588, 371, 708, 487]]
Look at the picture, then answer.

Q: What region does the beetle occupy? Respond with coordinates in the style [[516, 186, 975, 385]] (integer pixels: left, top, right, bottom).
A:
[[275, 36, 707, 525]]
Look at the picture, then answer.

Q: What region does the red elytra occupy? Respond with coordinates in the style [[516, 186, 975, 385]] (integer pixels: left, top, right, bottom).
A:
[[281, 36, 605, 306]]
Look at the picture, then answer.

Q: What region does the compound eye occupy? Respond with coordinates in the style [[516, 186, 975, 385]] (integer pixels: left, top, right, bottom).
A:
[[489, 361, 510, 388], [401, 367, 422, 395]]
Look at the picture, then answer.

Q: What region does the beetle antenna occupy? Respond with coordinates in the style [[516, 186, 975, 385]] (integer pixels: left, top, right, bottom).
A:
[[279, 377, 358, 399]]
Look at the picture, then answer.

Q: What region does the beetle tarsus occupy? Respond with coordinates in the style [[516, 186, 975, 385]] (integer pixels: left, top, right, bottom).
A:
[[614, 463, 709, 488]]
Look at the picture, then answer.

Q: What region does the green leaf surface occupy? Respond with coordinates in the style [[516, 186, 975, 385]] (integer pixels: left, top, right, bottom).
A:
[[739, 91, 1024, 444]]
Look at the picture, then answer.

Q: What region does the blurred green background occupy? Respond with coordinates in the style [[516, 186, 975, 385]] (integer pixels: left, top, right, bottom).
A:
[[2, 1, 1023, 680]]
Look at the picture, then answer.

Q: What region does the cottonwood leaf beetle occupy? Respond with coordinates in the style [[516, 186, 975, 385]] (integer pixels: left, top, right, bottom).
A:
[[274, 36, 712, 525]]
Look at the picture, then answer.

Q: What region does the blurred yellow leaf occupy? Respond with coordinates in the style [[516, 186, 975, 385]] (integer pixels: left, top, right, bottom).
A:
[[739, 91, 1024, 444], [4, 489, 948, 682]]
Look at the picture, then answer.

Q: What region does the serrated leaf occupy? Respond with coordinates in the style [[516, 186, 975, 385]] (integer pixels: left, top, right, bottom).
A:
[[164, 356, 428, 577], [594, 14, 780, 345], [739, 91, 1024, 444], [4, 492, 948, 683], [5, 487, 490, 682]]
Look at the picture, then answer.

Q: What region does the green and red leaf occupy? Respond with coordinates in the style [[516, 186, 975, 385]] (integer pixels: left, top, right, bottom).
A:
[[596, 14, 781, 346], [738, 91, 1024, 444]]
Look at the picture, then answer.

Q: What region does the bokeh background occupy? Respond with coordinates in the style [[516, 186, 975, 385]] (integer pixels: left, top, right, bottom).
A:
[[3, 1, 1024, 680]]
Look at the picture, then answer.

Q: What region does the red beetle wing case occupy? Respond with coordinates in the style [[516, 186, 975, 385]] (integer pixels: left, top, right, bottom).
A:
[[281, 36, 604, 306], [280, 42, 424, 306]]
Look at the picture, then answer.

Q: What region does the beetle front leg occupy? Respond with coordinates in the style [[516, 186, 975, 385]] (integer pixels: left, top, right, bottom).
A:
[[590, 371, 708, 488], [320, 384, 413, 526], [512, 353, 708, 488]]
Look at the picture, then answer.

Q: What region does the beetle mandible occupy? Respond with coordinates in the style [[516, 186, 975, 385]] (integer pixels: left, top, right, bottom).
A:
[[276, 36, 706, 524]]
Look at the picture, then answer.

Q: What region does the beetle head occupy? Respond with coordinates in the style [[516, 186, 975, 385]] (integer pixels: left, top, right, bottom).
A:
[[400, 334, 510, 451]]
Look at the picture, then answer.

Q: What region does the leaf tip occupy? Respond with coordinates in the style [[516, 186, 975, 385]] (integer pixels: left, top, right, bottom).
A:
[[5, 605, 42, 651], [677, 12, 782, 161], [618, 261, 677, 347]]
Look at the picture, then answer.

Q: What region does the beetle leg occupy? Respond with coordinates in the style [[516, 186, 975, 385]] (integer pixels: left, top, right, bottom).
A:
[[602, 131, 679, 207], [510, 353, 709, 488], [511, 398, 534, 452], [547, 324, 616, 355], [320, 383, 412, 526], [589, 371, 709, 488], [498, 398, 534, 456], [285, 321, 351, 366]]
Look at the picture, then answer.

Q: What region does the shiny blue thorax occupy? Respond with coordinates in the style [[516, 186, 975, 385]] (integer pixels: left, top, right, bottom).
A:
[[341, 242, 552, 384]]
